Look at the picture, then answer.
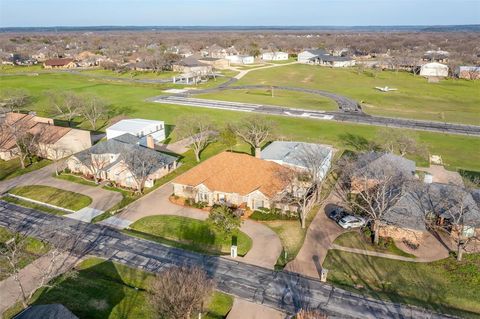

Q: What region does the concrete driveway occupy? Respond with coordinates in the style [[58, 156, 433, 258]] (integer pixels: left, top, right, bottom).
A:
[[285, 197, 345, 279], [0, 164, 122, 214], [103, 182, 283, 269]]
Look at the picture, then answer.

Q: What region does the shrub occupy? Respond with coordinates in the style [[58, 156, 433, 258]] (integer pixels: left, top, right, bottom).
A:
[[250, 208, 298, 221]]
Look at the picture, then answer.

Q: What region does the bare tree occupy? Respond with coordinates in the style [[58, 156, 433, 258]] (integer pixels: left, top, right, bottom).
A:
[[231, 116, 274, 158], [335, 153, 411, 244], [174, 115, 217, 162], [45, 90, 81, 127], [80, 94, 107, 131], [119, 146, 162, 194], [0, 89, 31, 114], [74, 150, 111, 184], [0, 232, 62, 308], [149, 265, 214, 319], [376, 129, 427, 158]]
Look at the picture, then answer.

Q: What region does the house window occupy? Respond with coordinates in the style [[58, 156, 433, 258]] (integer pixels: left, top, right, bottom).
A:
[[199, 193, 208, 202], [218, 193, 225, 203]]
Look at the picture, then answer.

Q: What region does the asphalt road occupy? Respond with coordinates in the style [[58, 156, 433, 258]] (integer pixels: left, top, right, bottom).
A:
[[152, 95, 480, 136], [0, 201, 456, 319]]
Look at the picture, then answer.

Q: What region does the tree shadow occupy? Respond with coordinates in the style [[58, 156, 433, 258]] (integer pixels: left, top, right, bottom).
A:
[[338, 133, 380, 152]]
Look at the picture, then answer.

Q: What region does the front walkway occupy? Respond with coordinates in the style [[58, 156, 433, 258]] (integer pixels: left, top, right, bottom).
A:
[[101, 182, 283, 269], [0, 252, 81, 314], [226, 298, 286, 319], [0, 164, 123, 218]]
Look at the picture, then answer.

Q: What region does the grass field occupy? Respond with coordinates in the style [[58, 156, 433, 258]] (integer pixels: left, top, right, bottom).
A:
[[234, 64, 480, 125], [0, 158, 51, 181], [197, 88, 338, 111], [8, 185, 92, 211], [323, 250, 480, 318], [4, 257, 233, 319], [333, 231, 416, 258], [77, 68, 179, 79], [0, 227, 50, 281], [1, 72, 479, 171], [125, 215, 253, 256]]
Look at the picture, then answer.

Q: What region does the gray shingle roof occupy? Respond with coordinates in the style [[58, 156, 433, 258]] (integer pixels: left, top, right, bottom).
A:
[[356, 152, 416, 179], [14, 304, 78, 319], [72, 133, 177, 173]]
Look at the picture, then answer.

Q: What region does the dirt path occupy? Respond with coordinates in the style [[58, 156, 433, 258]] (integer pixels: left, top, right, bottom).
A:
[[102, 182, 283, 269]]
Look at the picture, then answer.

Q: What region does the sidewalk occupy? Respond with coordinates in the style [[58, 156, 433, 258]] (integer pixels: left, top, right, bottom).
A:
[[0, 253, 81, 314], [226, 298, 286, 319]]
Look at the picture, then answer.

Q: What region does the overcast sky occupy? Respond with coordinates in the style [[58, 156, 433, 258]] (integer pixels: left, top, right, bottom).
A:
[[0, 0, 479, 27]]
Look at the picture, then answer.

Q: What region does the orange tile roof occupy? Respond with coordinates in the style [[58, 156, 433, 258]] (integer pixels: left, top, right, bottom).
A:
[[174, 151, 293, 198]]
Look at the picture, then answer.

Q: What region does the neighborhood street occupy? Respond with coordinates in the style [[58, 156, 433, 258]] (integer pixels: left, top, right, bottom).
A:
[[0, 200, 456, 319]]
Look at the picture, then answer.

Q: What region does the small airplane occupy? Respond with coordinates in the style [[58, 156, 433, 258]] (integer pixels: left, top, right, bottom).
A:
[[375, 86, 398, 92]]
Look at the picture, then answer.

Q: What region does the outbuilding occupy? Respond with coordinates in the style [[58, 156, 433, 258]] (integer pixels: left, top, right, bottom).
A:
[[420, 62, 449, 78]]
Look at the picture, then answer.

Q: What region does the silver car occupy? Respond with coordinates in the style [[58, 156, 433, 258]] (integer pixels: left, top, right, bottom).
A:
[[338, 215, 366, 229]]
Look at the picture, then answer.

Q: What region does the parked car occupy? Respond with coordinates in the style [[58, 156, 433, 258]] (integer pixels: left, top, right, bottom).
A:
[[338, 215, 366, 229], [328, 207, 348, 222]]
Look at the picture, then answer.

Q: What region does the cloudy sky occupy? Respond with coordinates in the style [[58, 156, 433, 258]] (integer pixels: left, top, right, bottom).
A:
[[0, 0, 479, 27]]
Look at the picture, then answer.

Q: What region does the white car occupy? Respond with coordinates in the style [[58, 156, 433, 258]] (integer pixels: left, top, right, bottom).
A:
[[338, 215, 366, 229]]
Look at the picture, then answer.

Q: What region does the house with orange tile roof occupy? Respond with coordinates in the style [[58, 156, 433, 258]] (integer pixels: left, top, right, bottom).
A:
[[172, 151, 295, 210], [0, 113, 91, 161]]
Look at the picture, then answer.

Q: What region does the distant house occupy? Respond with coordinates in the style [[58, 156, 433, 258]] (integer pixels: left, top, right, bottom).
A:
[[0, 112, 91, 161], [420, 62, 449, 78], [202, 44, 238, 59], [297, 49, 355, 67], [261, 51, 289, 61], [43, 58, 77, 69], [172, 152, 294, 210], [198, 57, 230, 69], [456, 66, 480, 80], [67, 134, 177, 189], [261, 141, 333, 180], [423, 50, 449, 63], [168, 45, 194, 57], [106, 118, 166, 146], [225, 55, 254, 65], [172, 56, 213, 75], [13, 304, 78, 319]]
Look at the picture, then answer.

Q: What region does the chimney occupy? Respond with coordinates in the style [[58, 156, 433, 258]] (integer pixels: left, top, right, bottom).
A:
[[146, 135, 155, 149]]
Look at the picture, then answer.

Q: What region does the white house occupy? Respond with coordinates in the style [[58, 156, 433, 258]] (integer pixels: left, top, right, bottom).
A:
[[226, 55, 254, 65], [261, 141, 333, 180], [106, 119, 166, 147], [261, 51, 289, 61], [297, 49, 328, 63], [420, 62, 449, 78]]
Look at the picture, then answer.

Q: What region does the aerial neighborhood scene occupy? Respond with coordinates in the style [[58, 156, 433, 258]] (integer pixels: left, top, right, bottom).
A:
[[1, 0, 480, 318]]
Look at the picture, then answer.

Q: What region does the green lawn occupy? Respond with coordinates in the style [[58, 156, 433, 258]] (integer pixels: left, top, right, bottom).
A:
[[125, 215, 252, 256], [8, 185, 92, 211], [333, 231, 416, 258], [0, 158, 51, 181], [53, 172, 99, 186], [77, 68, 179, 80], [1, 72, 479, 171], [323, 250, 480, 318], [0, 227, 50, 281], [4, 257, 233, 319], [234, 64, 480, 125], [197, 88, 338, 111]]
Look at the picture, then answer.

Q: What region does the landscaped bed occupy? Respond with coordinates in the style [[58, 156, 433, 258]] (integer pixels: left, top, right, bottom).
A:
[[322, 250, 480, 318], [124, 215, 252, 256], [3, 257, 233, 319], [333, 231, 416, 258], [0, 227, 50, 281], [8, 185, 92, 211]]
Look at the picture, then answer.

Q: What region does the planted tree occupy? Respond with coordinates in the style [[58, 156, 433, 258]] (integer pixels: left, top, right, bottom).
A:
[[149, 265, 214, 319], [376, 129, 427, 158], [231, 116, 274, 158], [120, 146, 161, 194], [0, 88, 31, 113], [45, 90, 82, 127], [207, 205, 242, 238], [219, 126, 237, 151], [174, 115, 217, 162], [79, 94, 107, 131]]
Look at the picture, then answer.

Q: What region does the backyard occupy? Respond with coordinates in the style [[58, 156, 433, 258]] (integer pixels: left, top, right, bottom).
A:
[[124, 215, 253, 256], [3, 257, 233, 319], [323, 250, 480, 318]]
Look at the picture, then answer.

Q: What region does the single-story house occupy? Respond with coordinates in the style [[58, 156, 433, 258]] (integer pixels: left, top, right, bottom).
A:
[[261, 51, 289, 61], [172, 151, 294, 210], [67, 133, 177, 189], [201, 44, 238, 59], [0, 112, 91, 161], [172, 56, 213, 75], [13, 304, 78, 319], [297, 49, 329, 63], [106, 118, 166, 146], [43, 58, 77, 69], [423, 50, 449, 63], [420, 62, 449, 78], [311, 55, 355, 68], [261, 141, 333, 180], [225, 55, 254, 65], [380, 183, 480, 243], [456, 66, 480, 80], [198, 57, 230, 69]]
